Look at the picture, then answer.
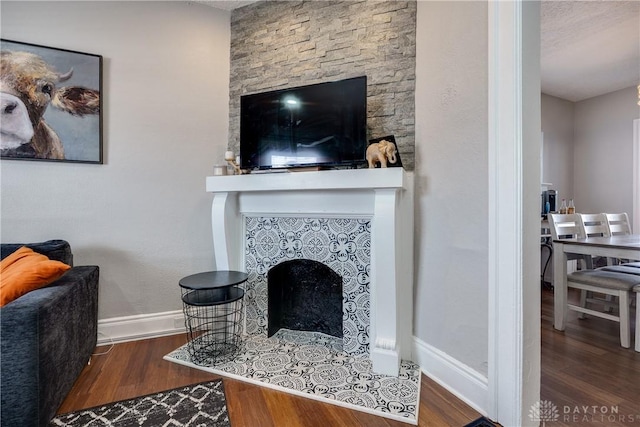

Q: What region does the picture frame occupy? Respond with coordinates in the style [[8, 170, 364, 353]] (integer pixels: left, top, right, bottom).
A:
[[1, 39, 103, 164]]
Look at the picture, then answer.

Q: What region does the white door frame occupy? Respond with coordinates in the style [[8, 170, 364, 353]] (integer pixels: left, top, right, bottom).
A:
[[633, 119, 639, 233], [488, 1, 540, 425]]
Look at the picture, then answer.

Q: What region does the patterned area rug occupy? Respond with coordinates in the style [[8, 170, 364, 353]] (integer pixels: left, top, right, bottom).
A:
[[164, 330, 420, 425], [49, 380, 229, 427]]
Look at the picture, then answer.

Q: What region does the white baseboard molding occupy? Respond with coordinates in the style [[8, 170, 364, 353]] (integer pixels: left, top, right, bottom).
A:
[[412, 336, 488, 416], [97, 310, 186, 345], [97, 311, 488, 416]]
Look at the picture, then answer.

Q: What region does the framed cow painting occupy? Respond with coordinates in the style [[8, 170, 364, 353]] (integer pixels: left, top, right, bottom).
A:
[[0, 39, 102, 163]]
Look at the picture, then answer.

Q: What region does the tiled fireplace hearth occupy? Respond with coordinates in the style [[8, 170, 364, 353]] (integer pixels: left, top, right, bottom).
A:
[[206, 168, 413, 376]]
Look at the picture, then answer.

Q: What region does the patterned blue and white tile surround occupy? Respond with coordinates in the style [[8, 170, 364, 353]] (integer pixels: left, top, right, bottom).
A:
[[165, 214, 421, 424], [244, 216, 371, 356]]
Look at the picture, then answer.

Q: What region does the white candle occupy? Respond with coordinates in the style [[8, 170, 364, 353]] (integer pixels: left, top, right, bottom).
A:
[[213, 165, 227, 176]]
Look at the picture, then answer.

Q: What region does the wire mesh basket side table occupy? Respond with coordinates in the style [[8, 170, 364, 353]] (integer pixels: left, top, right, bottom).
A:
[[179, 271, 247, 365]]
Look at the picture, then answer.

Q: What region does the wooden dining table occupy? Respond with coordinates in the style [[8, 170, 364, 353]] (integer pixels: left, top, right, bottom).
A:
[[552, 234, 640, 331]]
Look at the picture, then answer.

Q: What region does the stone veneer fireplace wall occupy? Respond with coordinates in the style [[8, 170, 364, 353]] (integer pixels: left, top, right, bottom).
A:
[[229, 1, 417, 170], [244, 216, 371, 356]]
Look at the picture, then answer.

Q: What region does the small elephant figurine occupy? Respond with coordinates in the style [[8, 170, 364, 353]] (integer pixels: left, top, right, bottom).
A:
[[366, 139, 397, 168]]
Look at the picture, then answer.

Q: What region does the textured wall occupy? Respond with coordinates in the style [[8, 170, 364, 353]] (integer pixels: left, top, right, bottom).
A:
[[414, 1, 489, 376], [229, 1, 416, 170], [573, 86, 637, 219], [1, 1, 231, 319]]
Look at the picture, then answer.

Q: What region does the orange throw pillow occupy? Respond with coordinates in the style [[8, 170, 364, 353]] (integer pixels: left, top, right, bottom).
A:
[[0, 246, 71, 307]]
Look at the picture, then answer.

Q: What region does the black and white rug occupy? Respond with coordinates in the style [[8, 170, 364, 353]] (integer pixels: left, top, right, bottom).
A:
[[164, 330, 420, 425], [49, 380, 229, 427]]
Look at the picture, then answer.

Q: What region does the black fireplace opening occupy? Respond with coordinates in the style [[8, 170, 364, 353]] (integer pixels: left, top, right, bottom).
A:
[[267, 259, 343, 339]]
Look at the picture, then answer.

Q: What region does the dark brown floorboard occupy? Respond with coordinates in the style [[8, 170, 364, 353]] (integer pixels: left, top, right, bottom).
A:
[[541, 287, 640, 427], [58, 288, 640, 426], [58, 334, 483, 426]]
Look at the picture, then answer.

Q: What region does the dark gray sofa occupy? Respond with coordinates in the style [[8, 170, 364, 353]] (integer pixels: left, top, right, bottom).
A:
[[0, 240, 99, 427]]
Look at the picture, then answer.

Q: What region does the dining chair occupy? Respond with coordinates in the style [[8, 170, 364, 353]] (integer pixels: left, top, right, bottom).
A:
[[564, 268, 639, 348], [635, 284, 640, 352], [549, 214, 594, 316], [600, 264, 640, 351], [578, 213, 613, 265], [604, 212, 632, 236], [575, 213, 619, 315], [578, 213, 611, 238], [603, 212, 637, 263], [548, 213, 592, 270]]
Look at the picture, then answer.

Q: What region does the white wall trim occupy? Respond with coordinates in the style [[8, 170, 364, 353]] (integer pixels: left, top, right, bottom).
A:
[[412, 337, 488, 416], [487, 1, 533, 426], [97, 310, 186, 345]]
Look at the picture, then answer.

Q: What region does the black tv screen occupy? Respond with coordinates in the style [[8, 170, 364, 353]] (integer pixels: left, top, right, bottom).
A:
[[240, 76, 367, 170]]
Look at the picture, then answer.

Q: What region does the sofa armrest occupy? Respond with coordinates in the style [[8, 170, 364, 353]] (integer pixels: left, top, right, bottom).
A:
[[1, 266, 99, 426]]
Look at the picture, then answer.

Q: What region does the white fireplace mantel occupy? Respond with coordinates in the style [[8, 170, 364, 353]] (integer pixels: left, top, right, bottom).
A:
[[205, 168, 414, 376]]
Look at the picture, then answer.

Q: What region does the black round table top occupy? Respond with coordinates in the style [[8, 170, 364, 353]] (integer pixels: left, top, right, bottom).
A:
[[179, 271, 248, 290]]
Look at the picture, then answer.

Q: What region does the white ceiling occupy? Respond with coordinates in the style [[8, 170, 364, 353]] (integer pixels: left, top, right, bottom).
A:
[[198, 0, 640, 103], [541, 0, 640, 102]]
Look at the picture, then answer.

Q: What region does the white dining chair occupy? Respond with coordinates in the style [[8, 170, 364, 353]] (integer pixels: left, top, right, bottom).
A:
[[551, 214, 638, 347], [578, 213, 611, 238], [549, 214, 593, 316], [603, 212, 636, 263], [548, 213, 592, 270], [578, 213, 613, 265], [635, 284, 640, 352], [600, 263, 640, 351], [565, 268, 639, 348], [604, 212, 632, 236], [576, 213, 618, 315]]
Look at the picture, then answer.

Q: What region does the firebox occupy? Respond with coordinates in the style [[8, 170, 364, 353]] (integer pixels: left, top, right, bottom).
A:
[[267, 259, 343, 339]]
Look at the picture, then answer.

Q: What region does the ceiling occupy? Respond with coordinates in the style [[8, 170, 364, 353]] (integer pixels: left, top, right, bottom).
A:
[[541, 0, 640, 102], [198, 0, 640, 103]]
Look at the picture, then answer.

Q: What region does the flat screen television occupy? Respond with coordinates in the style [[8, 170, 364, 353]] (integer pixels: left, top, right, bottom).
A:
[[240, 76, 367, 171]]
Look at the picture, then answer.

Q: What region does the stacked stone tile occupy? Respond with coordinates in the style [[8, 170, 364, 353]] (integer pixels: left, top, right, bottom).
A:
[[229, 1, 416, 170]]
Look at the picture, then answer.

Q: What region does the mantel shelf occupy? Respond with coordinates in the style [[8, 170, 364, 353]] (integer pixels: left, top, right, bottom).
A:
[[206, 168, 406, 193]]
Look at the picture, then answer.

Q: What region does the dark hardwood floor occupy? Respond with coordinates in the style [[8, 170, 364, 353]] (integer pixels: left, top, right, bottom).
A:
[[58, 288, 640, 426], [541, 288, 640, 427], [58, 334, 483, 426]]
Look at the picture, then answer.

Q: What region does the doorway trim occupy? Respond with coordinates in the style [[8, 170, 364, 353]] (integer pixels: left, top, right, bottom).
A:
[[487, 1, 541, 426], [633, 119, 639, 233]]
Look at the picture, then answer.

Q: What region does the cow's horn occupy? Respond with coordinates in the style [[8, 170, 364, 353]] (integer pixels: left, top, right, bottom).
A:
[[58, 68, 74, 82]]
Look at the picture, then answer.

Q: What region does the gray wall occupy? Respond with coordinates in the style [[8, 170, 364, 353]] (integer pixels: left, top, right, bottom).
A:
[[574, 86, 638, 220], [2, 0, 493, 384], [1, 1, 231, 319], [542, 86, 638, 223], [414, 1, 489, 375], [228, 1, 416, 170], [541, 94, 574, 202]]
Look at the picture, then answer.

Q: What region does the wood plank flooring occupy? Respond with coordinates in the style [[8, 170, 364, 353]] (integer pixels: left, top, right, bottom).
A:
[[541, 288, 640, 427], [58, 287, 640, 426], [58, 334, 483, 426]]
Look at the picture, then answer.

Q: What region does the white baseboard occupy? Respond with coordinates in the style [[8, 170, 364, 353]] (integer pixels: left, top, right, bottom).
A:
[[97, 311, 488, 416], [412, 336, 488, 416], [97, 310, 186, 345]]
